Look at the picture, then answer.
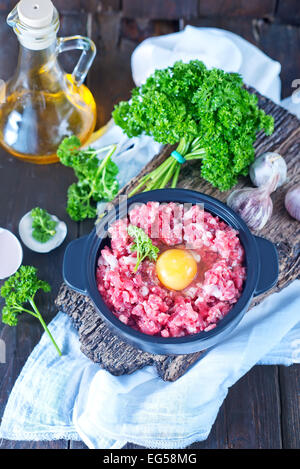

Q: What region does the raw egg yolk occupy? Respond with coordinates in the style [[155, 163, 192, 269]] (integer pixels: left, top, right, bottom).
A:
[[156, 249, 197, 291]]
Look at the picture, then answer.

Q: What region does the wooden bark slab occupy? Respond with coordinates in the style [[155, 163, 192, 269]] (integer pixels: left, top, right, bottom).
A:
[[55, 88, 300, 381]]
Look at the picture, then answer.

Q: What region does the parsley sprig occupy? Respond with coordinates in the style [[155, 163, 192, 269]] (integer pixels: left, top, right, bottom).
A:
[[31, 207, 57, 243], [127, 225, 160, 272], [1, 266, 62, 356], [113, 60, 274, 193], [57, 136, 119, 221]]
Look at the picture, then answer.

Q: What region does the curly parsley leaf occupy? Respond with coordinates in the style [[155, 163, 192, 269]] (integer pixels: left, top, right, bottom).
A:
[[127, 224, 160, 272], [57, 137, 119, 221], [1, 266, 61, 356], [30, 207, 57, 243]]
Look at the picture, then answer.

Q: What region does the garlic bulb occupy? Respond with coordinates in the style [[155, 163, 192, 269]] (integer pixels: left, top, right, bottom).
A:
[[285, 184, 300, 221], [249, 152, 287, 189], [227, 173, 279, 231]]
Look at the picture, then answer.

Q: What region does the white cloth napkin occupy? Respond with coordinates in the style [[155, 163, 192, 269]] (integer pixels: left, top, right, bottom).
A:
[[131, 25, 281, 103], [0, 27, 299, 449], [0, 281, 299, 448], [281, 95, 300, 119]]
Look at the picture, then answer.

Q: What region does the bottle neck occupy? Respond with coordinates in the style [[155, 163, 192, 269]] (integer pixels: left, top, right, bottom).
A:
[[17, 40, 57, 72], [10, 38, 64, 92], [7, 4, 60, 50]]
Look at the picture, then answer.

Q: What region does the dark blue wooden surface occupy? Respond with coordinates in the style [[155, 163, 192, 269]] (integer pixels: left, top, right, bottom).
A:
[[0, 0, 299, 449]]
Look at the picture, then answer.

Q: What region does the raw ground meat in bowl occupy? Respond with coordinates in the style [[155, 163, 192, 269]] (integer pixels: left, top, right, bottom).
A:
[[63, 188, 278, 354], [96, 201, 246, 339]]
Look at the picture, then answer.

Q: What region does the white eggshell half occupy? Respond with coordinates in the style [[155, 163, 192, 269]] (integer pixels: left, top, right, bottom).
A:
[[18, 212, 67, 253], [0, 228, 23, 279]]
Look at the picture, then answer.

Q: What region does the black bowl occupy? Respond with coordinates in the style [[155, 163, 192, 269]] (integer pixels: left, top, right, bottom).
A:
[[63, 189, 278, 354]]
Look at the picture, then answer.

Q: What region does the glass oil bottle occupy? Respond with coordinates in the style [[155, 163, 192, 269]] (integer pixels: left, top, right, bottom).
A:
[[0, 0, 97, 163]]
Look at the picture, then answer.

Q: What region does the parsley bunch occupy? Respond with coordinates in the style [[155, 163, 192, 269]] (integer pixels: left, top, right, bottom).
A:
[[31, 207, 57, 243], [57, 136, 119, 221], [1, 266, 62, 356], [113, 60, 274, 192], [127, 224, 160, 272]]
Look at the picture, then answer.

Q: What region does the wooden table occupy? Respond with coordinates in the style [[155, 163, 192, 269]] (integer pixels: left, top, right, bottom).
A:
[[0, 1, 300, 450]]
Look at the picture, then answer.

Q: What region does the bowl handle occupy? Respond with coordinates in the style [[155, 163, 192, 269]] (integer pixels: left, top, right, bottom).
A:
[[63, 235, 88, 295], [254, 236, 279, 297]]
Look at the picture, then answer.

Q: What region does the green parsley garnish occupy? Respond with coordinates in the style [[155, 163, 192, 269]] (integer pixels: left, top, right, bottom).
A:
[[57, 136, 119, 221], [1, 266, 62, 356], [112, 60, 274, 193], [127, 224, 159, 272], [31, 207, 57, 243]]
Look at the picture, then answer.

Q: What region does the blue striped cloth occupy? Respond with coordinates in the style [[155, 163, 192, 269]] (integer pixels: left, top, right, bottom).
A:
[[0, 280, 299, 448]]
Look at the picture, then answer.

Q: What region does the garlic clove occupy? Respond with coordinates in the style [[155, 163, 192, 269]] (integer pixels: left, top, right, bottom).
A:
[[227, 187, 273, 231], [249, 152, 287, 189], [227, 173, 278, 231], [19, 211, 67, 253], [0, 228, 23, 279], [285, 184, 300, 221]]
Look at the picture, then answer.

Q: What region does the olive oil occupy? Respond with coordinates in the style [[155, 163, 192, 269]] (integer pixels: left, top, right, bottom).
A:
[[0, 75, 96, 163], [0, 0, 97, 164]]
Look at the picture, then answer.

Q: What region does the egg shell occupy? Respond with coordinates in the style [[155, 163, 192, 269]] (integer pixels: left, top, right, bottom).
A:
[[0, 228, 23, 279]]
